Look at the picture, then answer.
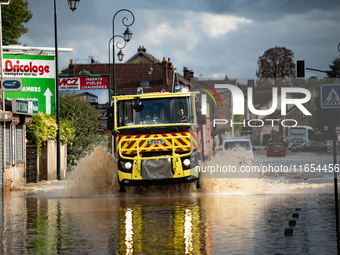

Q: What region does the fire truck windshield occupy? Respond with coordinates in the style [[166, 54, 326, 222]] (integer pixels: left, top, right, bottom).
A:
[[118, 96, 194, 127]]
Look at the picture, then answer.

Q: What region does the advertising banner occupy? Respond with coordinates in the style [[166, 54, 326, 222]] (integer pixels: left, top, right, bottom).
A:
[[3, 54, 56, 115], [59, 76, 109, 90]]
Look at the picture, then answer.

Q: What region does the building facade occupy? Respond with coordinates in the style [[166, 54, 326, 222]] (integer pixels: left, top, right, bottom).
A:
[[62, 46, 194, 95]]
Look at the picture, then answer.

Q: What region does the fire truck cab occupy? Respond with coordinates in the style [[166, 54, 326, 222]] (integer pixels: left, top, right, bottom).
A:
[[107, 90, 209, 189]]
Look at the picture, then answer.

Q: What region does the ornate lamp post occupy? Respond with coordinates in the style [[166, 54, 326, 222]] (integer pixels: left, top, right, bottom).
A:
[[111, 9, 135, 97], [55, 0, 80, 180]]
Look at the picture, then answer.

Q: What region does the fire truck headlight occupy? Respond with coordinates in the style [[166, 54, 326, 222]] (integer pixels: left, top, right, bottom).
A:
[[121, 161, 133, 170], [183, 158, 191, 167]]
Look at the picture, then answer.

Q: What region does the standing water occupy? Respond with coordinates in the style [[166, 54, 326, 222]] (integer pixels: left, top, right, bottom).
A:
[[2, 146, 338, 254]]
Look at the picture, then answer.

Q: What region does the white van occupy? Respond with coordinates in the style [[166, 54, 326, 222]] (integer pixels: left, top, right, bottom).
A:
[[222, 136, 254, 163]]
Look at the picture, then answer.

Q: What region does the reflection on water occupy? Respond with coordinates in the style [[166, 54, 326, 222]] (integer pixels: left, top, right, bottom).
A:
[[1, 194, 339, 254], [2, 147, 339, 254], [116, 198, 204, 254]]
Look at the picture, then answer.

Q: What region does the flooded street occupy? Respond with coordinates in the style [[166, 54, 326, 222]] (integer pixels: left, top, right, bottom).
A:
[[1, 147, 339, 254]]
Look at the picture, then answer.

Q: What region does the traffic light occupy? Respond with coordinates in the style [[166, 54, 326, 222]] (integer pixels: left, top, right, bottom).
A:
[[296, 60, 305, 78]]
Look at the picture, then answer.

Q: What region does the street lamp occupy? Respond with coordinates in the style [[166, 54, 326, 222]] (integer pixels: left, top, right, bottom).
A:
[[117, 50, 125, 62], [111, 9, 135, 96], [55, 0, 80, 180], [67, 0, 80, 13], [107, 35, 128, 105]]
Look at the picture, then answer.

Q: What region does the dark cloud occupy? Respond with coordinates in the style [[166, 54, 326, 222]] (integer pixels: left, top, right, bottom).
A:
[[203, 0, 340, 21], [18, 0, 340, 79]]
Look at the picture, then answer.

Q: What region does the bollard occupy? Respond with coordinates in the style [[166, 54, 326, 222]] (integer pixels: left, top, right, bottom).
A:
[[289, 220, 296, 226], [284, 228, 293, 236], [292, 213, 299, 218]]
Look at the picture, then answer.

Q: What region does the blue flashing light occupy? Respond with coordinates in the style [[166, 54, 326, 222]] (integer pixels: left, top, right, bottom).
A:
[[175, 86, 181, 92], [137, 87, 143, 94]]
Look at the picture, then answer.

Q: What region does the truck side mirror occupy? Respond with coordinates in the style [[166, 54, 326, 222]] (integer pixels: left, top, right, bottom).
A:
[[107, 116, 114, 130], [107, 106, 114, 114], [107, 106, 114, 130]]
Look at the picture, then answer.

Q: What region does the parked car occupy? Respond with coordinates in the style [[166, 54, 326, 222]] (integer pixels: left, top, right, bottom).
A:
[[223, 136, 254, 163], [291, 141, 327, 152], [323, 140, 340, 150], [266, 143, 286, 157], [323, 140, 333, 150]]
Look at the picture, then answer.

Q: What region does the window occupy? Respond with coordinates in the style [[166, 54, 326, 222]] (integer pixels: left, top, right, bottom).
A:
[[224, 141, 251, 151], [118, 96, 193, 127], [140, 81, 150, 87], [290, 127, 306, 135]]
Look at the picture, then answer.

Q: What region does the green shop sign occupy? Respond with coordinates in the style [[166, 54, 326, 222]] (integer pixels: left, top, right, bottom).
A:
[[3, 54, 56, 115]]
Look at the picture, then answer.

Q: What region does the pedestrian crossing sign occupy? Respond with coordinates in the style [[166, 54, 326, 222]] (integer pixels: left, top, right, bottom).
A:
[[321, 84, 340, 109]]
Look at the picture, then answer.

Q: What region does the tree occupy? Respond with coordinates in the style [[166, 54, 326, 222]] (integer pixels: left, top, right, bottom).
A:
[[59, 93, 105, 165], [256, 46, 296, 78], [2, 0, 32, 44], [327, 57, 340, 78]]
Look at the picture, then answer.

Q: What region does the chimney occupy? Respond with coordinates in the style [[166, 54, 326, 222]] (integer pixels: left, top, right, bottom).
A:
[[138, 45, 147, 53], [225, 75, 229, 84], [162, 57, 168, 86], [183, 67, 190, 80], [167, 58, 173, 69], [189, 69, 194, 81], [68, 59, 75, 74]]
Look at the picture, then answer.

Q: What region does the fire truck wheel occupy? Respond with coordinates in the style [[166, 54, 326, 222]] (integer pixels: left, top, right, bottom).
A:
[[196, 180, 201, 189], [119, 184, 126, 193]]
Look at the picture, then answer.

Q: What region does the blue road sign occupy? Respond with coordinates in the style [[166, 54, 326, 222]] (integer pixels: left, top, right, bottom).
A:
[[321, 84, 340, 109]]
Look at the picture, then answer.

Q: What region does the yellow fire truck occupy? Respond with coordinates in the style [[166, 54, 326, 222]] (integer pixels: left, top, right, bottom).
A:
[[107, 89, 211, 190]]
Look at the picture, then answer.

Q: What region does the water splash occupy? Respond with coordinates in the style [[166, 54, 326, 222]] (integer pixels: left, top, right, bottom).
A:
[[66, 147, 120, 196], [16, 145, 333, 196], [198, 150, 333, 195]]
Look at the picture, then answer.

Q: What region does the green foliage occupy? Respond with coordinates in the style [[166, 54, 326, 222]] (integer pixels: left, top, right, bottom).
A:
[[327, 57, 340, 78], [60, 118, 76, 147], [91, 134, 109, 150], [59, 93, 103, 165], [2, 0, 32, 44], [26, 113, 57, 154], [26, 112, 75, 155], [26, 93, 105, 165]]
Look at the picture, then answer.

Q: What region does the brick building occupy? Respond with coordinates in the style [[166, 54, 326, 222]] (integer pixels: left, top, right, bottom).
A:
[[61, 46, 194, 95]]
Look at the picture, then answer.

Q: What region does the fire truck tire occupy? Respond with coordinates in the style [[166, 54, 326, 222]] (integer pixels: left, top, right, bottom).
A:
[[119, 184, 126, 193], [196, 180, 201, 189]]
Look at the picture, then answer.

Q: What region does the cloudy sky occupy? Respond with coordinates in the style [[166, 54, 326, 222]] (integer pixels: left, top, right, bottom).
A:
[[19, 0, 340, 80]]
